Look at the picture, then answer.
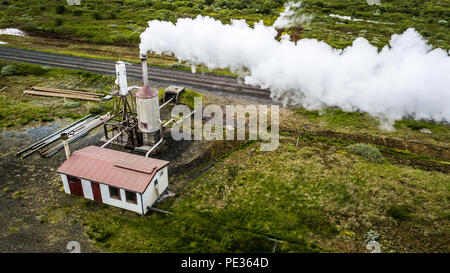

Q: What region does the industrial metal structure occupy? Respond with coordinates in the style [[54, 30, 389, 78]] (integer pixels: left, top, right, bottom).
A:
[[100, 53, 193, 156]]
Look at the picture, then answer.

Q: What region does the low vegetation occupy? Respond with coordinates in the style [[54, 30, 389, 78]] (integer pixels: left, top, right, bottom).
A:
[[346, 143, 384, 163], [293, 108, 450, 144], [0, 0, 448, 50], [0, 60, 114, 129], [57, 139, 449, 253]]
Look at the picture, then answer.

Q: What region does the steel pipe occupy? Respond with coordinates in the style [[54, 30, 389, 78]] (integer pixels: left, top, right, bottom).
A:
[[145, 138, 163, 157], [101, 130, 124, 148]]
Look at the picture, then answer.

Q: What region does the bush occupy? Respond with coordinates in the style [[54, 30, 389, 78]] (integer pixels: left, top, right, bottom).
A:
[[73, 9, 83, 16], [55, 17, 63, 26], [1, 62, 50, 76], [1, 64, 16, 76], [88, 103, 110, 115], [63, 101, 81, 108], [107, 11, 117, 19], [387, 204, 411, 221], [55, 5, 65, 14], [92, 11, 103, 20], [346, 143, 384, 163]]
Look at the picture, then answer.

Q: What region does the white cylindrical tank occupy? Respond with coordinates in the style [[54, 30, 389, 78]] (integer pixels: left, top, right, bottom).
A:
[[136, 85, 160, 133], [115, 61, 128, 96]]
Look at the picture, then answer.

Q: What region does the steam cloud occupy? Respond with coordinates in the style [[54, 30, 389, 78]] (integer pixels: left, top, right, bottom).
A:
[[140, 16, 450, 126], [273, 1, 312, 28]]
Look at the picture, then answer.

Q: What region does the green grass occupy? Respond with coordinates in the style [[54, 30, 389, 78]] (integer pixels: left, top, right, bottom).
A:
[[65, 140, 449, 253], [11, 189, 27, 199], [0, 0, 448, 50], [294, 108, 380, 130], [0, 60, 115, 129], [159, 87, 203, 109], [294, 108, 450, 143]]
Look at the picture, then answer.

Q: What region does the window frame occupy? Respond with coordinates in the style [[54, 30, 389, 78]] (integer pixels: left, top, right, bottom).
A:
[[109, 186, 121, 200], [125, 190, 137, 204]]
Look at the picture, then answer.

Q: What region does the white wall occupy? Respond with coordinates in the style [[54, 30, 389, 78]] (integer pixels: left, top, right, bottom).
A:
[[142, 167, 169, 214], [99, 183, 143, 214], [60, 167, 169, 215], [60, 174, 70, 194]]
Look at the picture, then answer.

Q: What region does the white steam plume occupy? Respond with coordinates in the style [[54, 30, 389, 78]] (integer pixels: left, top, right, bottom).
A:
[[140, 16, 450, 126], [273, 1, 312, 29]]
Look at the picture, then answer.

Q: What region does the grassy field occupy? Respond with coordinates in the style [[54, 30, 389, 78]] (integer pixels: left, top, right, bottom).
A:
[[0, 60, 448, 253], [0, 60, 115, 129], [54, 134, 449, 253], [0, 0, 448, 50], [0, 1, 449, 253]]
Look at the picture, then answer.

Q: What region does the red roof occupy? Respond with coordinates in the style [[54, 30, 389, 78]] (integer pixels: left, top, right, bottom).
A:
[[57, 146, 169, 193], [135, 85, 158, 99]]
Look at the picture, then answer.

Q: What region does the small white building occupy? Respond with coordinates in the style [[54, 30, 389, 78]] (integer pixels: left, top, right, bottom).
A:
[[57, 146, 169, 215]]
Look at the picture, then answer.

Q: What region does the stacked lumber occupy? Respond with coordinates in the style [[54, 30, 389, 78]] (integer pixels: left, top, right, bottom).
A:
[[23, 86, 106, 101]]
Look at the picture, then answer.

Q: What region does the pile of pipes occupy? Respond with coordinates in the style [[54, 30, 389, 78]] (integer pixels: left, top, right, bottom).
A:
[[23, 86, 111, 101], [16, 113, 111, 159]]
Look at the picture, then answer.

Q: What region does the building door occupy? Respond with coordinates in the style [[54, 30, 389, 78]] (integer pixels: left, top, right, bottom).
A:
[[68, 176, 84, 197], [91, 182, 102, 202]]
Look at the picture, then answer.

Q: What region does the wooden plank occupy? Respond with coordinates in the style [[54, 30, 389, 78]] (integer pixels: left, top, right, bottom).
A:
[[23, 90, 101, 101], [30, 89, 102, 99], [32, 86, 103, 97], [24, 90, 101, 101], [31, 86, 103, 97]]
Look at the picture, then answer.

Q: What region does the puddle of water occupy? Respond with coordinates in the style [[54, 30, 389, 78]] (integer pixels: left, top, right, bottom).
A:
[[0, 41, 7, 45], [0, 28, 27, 36]]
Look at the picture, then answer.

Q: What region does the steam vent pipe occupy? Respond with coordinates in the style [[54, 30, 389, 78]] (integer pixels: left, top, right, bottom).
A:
[[141, 53, 149, 86]]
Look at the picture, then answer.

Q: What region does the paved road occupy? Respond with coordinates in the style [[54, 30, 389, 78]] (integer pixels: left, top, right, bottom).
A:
[[0, 45, 270, 97]]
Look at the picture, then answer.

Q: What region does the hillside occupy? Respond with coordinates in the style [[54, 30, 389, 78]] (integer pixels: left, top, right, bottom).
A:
[[0, 0, 448, 50]]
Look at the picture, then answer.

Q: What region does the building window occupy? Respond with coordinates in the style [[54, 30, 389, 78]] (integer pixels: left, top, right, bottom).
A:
[[125, 190, 137, 204], [109, 186, 121, 200]]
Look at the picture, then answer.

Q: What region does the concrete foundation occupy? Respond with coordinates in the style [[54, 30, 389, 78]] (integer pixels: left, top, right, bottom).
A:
[[143, 131, 161, 146]]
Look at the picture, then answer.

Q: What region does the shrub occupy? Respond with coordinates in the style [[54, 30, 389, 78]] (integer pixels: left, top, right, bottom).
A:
[[63, 101, 81, 108], [107, 11, 117, 19], [346, 143, 384, 163], [73, 9, 83, 16], [88, 103, 110, 115], [92, 11, 103, 20], [1, 64, 16, 76], [387, 204, 411, 221], [55, 5, 65, 14], [55, 17, 63, 26]]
